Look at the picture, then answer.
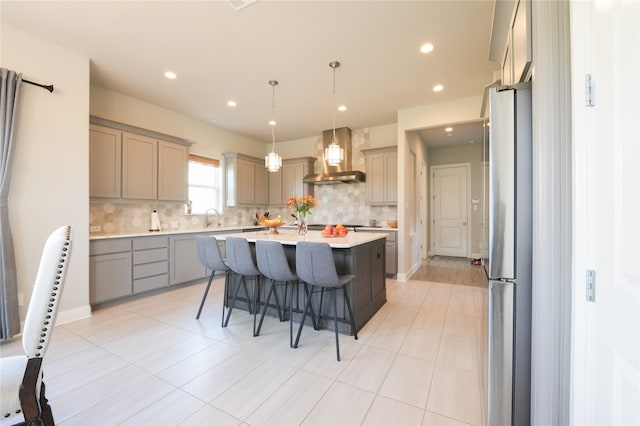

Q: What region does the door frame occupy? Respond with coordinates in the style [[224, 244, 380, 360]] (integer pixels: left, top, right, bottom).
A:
[[430, 162, 472, 258]]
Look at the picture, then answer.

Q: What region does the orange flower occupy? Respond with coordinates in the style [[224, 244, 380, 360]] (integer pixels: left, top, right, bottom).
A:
[[286, 194, 315, 219]]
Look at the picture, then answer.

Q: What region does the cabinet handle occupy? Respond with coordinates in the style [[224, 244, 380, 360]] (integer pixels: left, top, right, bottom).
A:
[[377, 252, 382, 259]]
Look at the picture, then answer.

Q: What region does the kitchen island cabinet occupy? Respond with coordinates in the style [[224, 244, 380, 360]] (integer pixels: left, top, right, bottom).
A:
[[214, 230, 387, 333], [356, 228, 397, 276]]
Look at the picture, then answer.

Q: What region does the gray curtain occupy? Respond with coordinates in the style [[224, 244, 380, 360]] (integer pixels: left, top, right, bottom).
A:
[[0, 68, 22, 341]]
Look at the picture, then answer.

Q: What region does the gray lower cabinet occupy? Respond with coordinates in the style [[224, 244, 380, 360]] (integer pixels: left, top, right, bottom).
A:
[[91, 229, 259, 306], [132, 236, 169, 293], [169, 234, 207, 285], [90, 239, 132, 304]]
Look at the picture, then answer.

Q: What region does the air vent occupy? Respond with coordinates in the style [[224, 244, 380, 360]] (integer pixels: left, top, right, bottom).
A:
[[226, 0, 258, 11]]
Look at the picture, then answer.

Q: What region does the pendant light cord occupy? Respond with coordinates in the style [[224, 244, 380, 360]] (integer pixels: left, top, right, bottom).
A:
[[269, 80, 278, 153]]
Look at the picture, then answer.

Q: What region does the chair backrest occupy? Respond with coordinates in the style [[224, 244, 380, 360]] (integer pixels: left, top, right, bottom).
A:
[[196, 235, 228, 271], [225, 237, 260, 276], [22, 225, 72, 358], [256, 240, 296, 282], [295, 241, 340, 287]]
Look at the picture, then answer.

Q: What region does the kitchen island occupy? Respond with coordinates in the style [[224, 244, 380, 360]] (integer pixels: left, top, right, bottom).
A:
[[215, 230, 387, 334]]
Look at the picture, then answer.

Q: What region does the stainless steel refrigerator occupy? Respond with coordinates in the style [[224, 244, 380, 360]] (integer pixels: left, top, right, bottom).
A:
[[486, 82, 532, 426]]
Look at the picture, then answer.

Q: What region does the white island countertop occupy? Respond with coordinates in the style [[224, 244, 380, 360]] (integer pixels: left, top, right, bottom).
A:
[[214, 229, 387, 249]]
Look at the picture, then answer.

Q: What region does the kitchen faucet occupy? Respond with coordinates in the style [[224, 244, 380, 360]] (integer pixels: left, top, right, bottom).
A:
[[205, 208, 222, 228]]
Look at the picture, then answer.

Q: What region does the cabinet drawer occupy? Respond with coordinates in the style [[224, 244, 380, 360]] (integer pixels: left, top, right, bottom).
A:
[[133, 236, 168, 250], [133, 247, 168, 264], [133, 261, 168, 279], [90, 239, 131, 255], [133, 274, 168, 293]]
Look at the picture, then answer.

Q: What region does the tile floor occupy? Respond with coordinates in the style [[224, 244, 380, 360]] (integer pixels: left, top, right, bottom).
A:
[[1, 258, 488, 426]]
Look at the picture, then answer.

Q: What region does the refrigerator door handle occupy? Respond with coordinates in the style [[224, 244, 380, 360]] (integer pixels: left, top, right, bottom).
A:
[[488, 280, 514, 425]]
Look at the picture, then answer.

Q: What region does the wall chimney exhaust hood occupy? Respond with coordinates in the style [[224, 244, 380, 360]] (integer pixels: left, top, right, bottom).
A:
[[303, 127, 366, 184]]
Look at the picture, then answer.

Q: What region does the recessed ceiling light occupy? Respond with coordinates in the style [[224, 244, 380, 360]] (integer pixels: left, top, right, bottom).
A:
[[338, 105, 347, 112], [420, 43, 434, 54], [445, 127, 453, 132], [227, 100, 237, 107], [433, 84, 444, 92], [164, 71, 177, 79], [268, 119, 276, 126]]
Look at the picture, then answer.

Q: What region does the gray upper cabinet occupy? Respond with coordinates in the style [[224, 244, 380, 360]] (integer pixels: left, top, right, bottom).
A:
[[269, 157, 315, 206], [224, 152, 270, 206], [283, 157, 315, 201], [363, 147, 397, 205], [158, 140, 188, 201], [268, 167, 283, 206], [89, 117, 191, 202], [89, 124, 122, 198], [122, 132, 158, 200]]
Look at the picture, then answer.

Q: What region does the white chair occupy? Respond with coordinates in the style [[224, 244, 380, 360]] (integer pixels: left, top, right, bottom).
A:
[[0, 225, 72, 426]]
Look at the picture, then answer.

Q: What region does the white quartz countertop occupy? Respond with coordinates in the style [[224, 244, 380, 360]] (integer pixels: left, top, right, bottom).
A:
[[214, 229, 387, 248], [89, 226, 265, 240]]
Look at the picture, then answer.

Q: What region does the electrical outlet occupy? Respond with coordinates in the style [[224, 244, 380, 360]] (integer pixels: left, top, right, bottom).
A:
[[171, 221, 179, 229], [90, 225, 101, 232]]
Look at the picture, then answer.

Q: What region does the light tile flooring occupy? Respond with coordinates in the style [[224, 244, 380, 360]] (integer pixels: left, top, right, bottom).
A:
[[1, 258, 488, 426]]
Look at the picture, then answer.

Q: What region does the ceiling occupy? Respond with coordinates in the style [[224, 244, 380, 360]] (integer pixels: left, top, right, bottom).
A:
[[2, 0, 499, 144]]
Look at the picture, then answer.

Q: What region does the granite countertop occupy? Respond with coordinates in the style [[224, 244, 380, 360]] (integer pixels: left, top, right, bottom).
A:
[[213, 229, 387, 249], [89, 225, 265, 240], [357, 226, 398, 232]]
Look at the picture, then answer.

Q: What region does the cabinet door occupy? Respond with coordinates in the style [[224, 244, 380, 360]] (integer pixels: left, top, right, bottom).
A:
[[268, 168, 283, 206], [366, 153, 385, 203], [384, 151, 398, 203], [282, 162, 304, 200], [170, 235, 207, 285], [236, 159, 255, 204], [254, 165, 269, 205], [158, 140, 188, 202], [90, 252, 132, 304], [122, 133, 157, 200], [89, 125, 121, 198]]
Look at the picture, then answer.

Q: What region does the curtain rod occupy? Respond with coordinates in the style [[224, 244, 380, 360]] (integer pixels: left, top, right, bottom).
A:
[[23, 78, 54, 93]]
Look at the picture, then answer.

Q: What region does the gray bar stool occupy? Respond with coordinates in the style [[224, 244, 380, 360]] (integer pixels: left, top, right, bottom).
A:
[[195, 235, 235, 326], [293, 241, 358, 361], [255, 240, 318, 346], [225, 237, 262, 335]]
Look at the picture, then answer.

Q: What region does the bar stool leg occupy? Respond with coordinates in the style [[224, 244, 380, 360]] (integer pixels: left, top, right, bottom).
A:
[[196, 270, 216, 319], [333, 288, 341, 361]]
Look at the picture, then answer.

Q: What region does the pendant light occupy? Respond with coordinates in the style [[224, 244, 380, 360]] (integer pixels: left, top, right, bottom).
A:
[[265, 80, 282, 172], [325, 61, 344, 166]]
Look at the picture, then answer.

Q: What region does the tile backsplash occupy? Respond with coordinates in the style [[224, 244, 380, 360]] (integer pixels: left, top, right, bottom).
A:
[[90, 185, 397, 234]]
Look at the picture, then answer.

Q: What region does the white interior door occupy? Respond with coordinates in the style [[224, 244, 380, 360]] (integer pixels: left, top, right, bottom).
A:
[[432, 164, 469, 257]]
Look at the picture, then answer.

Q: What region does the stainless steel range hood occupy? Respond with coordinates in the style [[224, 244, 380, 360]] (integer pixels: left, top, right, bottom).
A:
[[303, 127, 366, 184]]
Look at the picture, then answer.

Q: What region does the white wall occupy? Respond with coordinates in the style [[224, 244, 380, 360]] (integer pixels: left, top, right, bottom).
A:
[[570, 1, 640, 424], [396, 95, 483, 279], [90, 85, 266, 160], [1, 24, 91, 323]]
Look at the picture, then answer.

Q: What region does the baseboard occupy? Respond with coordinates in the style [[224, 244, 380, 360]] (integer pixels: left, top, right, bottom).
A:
[[471, 252, 481, 259], [398, 260, 421, 282], [57, 305, 92, 325]]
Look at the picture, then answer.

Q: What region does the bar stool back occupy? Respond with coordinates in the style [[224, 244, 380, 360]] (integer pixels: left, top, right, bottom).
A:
[[195, 235, 230, 325], [294, 241, 358, 361], [225, 237, 262, 335]]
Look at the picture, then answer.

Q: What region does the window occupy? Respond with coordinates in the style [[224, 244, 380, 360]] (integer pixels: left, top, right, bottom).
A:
[[188, 154, 222, 214]]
